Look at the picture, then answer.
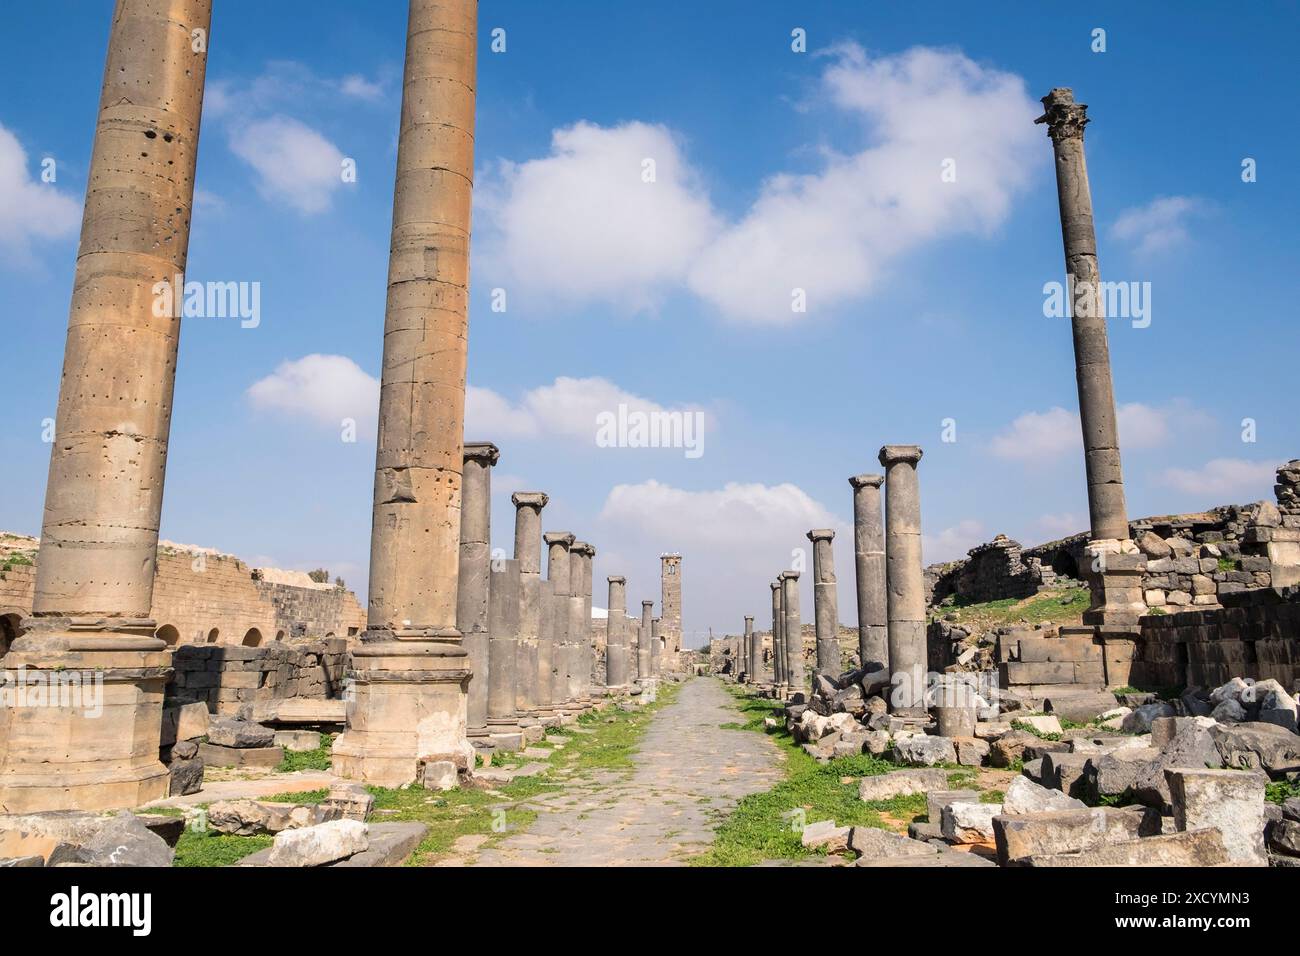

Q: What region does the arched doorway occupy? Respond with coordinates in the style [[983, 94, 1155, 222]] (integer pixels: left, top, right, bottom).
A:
[[0, 611, 23, 660], [207, 628, 220, 643], [155, 624, 180, 645], [242, 627, 263, 647]]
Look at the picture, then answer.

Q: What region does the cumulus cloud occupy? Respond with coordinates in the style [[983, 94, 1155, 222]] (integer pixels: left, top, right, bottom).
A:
[[246, 354, 378, 429], [478, 44, 1041, 323], [0, 122, 81, 265], [228, 116, 348, 214], [990, 402, 1180, 462], [1158, 458, 1277, 500], [1111, 195, 1203, 257], [923, 519, 987, 564]]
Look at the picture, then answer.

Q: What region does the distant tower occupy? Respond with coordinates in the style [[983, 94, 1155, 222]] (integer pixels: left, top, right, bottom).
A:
[[660, 553, 682, 666]]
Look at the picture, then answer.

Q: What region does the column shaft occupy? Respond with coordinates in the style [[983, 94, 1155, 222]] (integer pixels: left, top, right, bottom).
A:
[[456, 443, 498, 740], [807, 529, 839, 678], [771, 582, 785, 688], [849, 474, 889, 671], [486, 559, 521, 743], [781, 573, 803, 693], [606, 576, 628, 688], [511, 492, 548, 717], [637, 601, 653, 680], [880, 445, 926, 713], [543, 532, 574, 710]]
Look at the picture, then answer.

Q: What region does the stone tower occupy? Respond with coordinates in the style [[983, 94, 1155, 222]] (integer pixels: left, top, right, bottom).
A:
[[660, 553, 682, 668]]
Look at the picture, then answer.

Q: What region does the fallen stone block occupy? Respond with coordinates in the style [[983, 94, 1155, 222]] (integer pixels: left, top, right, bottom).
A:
[[953, 737, 990, 766], [317, 783, 374, 823], [1121, 702, 1176, 735], [160, 701, 210, 747], [207, 716, 276, 749], [168, 757, 204, 796], [940, 802, 1001, 844], [891, 735, 956, 767], [927, 789, 978, 823], [1212, 722, 1300, 774], [273, 730, 322, 752], [800, 819, 852, 854], [858, 769, 950, 802], [1020, 758, 1045, 783], [267, 819, 369, 867], [847, 826, 939, 860], [1043, 690, 1120, 723], [993, 806, 1156, 866], [1166, 768, 1268, 866], [208, 799, 316, 836], [857, 849, 996, 867], [1016, 715, 1063, 736], [244, 698, 348, 726], [989, 729, 1047, 768], [197, 742, 283, 769], [1025, 829, 1230, 867], [0, 856, 43, 867], [1041, 752, 1091, 799], [0, 811, 173, 867], [1085, 747, 1159, 802], [1002, 776, 1086, 814]]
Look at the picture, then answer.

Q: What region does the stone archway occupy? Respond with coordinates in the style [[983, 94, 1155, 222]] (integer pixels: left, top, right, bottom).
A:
[[242, 627, 263, 647], [155, 624, 180, 645], [207, 628, 220, 643], [0, 611, 23, 660]]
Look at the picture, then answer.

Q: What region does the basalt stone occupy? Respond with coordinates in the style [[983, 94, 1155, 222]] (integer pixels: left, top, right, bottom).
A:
[[167, 757, 204, 797], [994, 806, 1157, 866], [891, 735, 957, 767], [1212, 722, 1300, 774], [1002, 776, 1086, 814], [847, 826, 938, 860], [207, 716, 276, 749]]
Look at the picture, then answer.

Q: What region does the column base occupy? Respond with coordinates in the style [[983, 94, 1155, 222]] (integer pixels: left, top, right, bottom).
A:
[[0, 622, 172, 813], [331, 637, 473, 789]]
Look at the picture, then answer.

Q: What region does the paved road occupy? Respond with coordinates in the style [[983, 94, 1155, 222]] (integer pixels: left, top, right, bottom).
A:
[[467, 677, 783, 866]]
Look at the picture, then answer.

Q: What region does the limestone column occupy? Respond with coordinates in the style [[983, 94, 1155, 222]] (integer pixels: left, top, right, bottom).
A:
[[543, 532, 574, 711], [0, 0, 212, 813], [651, 618, 662, 677], [742, 616, 754, 682], [571, 542, 595, 702], [334, 0, 479, 787], [1037, 88, 1145, 630], [456, 442, 498, 746], [486, 559, 522, 748], [749, 608, 763, 682], [781, 572, 804, 694], [848, 474, 889, 673], [565, 542, 591, 707], [536, 578, 555, 719], [807, 529, 839, 679], [770, 580, 785, 690], [606, 576, 629, 689], [879, 445, 926, 714], [637, 600, 654, 681], [511, 492, 548, 719]]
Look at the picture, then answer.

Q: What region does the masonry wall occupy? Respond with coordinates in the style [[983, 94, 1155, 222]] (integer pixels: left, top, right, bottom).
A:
[[168, 639, 348, 715]]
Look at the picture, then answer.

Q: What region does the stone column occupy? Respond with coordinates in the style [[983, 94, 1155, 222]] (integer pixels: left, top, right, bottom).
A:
[[879, 445, 926, 714], [750, 608, 764, 682], [637, 600, 654, 681], [807, 529, 839, 679], [456, 442, 498, 746], [511, 492, 548, 720], [486, 559, 522, 749], [536, 578, 555, 721], [606, 576, 629, 689], [742, 616, 754, 682], [0, 0, 212, 813], [849, 474, 889, 672], [565, 541, 591, 708], [781, 572, 803, 694], [770, 580, 785, 690], [543, 532, 574, 713], [650, 618, 662, 677], [572, 542, 595, 703]]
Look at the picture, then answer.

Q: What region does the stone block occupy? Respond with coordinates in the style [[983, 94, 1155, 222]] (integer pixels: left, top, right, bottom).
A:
[[196, 742, 284, 769], [267, 819, 369, 867], [891, 735, 956, 767], [273, 730, 322, 752], [847, 826, 938, 860], [953, 737, 990, 766], [1165, 768, 1268, 866], [858, 769, 950, 802], [940, 802, 1001, 844], [1025, 829, 1230, 867], [926, 789, 978, 823], [1002, 776, 1086, 814], [420, 760, 459, 791], [800, 819, 852, 854], [994, 806, 1156, 866], [206, 716, 275, 749]]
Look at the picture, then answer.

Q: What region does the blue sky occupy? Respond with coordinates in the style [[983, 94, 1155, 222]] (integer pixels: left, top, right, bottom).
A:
[[2, 1, 1297, 645]]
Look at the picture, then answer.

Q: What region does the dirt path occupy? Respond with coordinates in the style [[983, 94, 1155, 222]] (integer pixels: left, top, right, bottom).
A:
[[464, 678, 782, 866]]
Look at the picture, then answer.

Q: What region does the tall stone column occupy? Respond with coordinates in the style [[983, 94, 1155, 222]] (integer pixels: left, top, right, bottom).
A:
[[486, 559, 522, 749], [536, 577, 555, 721], [742, 616, 754, 682], [637, 600, 654, 681], [750, 608, 763, 683], [606, 576, 629, 689], [456, 442, 497, 746], [0, 0, 212, 813], [650, 618, 662, 677], [849, 474, 888, 672], [511, 492, 548, 719], [572, 542, 595, 703], [879, 445, 926, 714], [564, 541, 591, 707], [543, 532, 574, 712], [334, 0, 479, 787], [1037, 88, 1145, 630], [770, 580, 785, 690], [807, 529, 839, 679], [781, 572, 804, 694]]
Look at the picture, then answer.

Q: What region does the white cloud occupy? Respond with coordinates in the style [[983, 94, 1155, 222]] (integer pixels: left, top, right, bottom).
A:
[[246, 354, 378, 428], [228, 116, 348, 214], [1158, 458, 1276, 500], [340, 74, 384, 101], [990, 402, 1177, 461], [1111, 195, 1202, 257], [923, 519, 987, 564], [477, 121, 719, 313], [0, 122, 80, 264], [478, 44, 1041, 323], [1036, 512, 1084, 538]]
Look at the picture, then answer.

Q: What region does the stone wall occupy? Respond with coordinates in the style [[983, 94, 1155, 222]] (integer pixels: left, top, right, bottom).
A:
[[927, 535, 1056, 606], [168, 639, 349, 715]]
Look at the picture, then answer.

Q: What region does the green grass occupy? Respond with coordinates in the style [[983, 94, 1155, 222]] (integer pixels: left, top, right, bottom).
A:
[[937, 587, 1090, 630], [173, 829, 273, 867], [275, 733, 335, 773], [1266, 780, 1300, 805], [1011, 719, 1062, 742], [980, 789, 1005, 804], [1217, 557, 1237, 573]]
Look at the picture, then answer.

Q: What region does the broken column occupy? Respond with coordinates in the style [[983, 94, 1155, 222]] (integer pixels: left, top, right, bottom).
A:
[[511, 492, 548, 722], [0, 0, 213, 812], [781, 572, 803, 694], [637, 600, 654, 682], [879, 445, 926, 714], [849, 474, 889, 672], [334, 0, 479, 787], [807, 529, 840, 678], [742, 616, 754, 681], [771, 580, 785, 691], [1036, 88, 1145, 634], [543, 532, 575, 713], [456, 442, 498, 749], [606, 576, 629, 689], [486, 559, 522, 749]]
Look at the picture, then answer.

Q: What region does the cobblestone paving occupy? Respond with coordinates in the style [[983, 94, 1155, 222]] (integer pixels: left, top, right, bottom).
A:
[[465, 678, 783, 866]]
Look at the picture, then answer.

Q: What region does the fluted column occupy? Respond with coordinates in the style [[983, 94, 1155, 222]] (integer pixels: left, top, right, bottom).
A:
[[637, 600, 654, 681], [606, 576, 629, 689], [781, 572, 803, 695], [849, 474, 888, 672], [335, 0, 479, 787], [511, 492, 547, 719], [456, 442, 498, 743], [880, 444, 926, 714], [543, 532, 575, 712], [0, 0, 212, 813], [807, 528, 839, 679]]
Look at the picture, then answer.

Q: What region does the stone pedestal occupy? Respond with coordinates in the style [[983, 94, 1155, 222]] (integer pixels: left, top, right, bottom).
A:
[[0, 0, 212, 812], [637, 601, 654, 681], [807, 529, 839, 678], [880, 445, 926, 714], [606, 576, 629, 689], [457, 443, 498, 742], [511, 492, 548, 718], [849, 474, 889, 672], [781, 572, 803, 695]]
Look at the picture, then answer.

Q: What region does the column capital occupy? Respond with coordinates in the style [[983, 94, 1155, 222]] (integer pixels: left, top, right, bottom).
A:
[[744, 615, 754, 623], [642, 600, 655, 609], [607, 575, 625, 584], [779, 570, 800, 581], [771, 581, 782, 592], [511, 491, 548, 509], [879, 444, 923, 466], [1035, 88, 1089, 143], [572, 541, 595, 558], [463, 441, 500, 465], [849, 473, 884, 489], [543, 531, 575, 548], [806, 528, 835, 543]]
